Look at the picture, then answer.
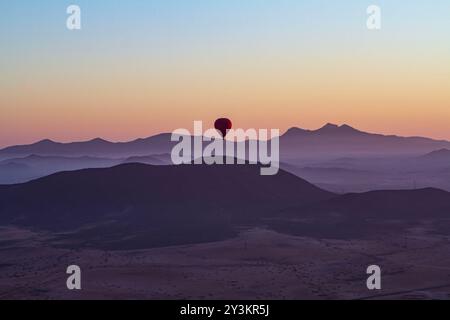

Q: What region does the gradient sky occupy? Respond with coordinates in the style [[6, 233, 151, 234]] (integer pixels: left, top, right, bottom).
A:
[[1, 0, 450, 147]]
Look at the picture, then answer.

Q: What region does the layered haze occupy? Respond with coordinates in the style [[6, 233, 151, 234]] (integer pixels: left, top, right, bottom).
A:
[[1, 123, 450, 191]]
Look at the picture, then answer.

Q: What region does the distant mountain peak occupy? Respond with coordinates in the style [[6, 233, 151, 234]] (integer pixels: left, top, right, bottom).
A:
[[321, 123, 339, 129], [37, 139, 56, 144], [89, 138, 109, 143], [316, 123, 360, 134], [283, 123, 364, 138]]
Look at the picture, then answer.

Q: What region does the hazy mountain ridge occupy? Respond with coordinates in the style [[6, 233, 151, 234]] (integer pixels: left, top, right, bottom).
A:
[[0, 133, 174, 158], [281, 124, 450, 159], [0, 154, 123, 184], [2, 123, 449, 159], [2, 123, 450, 190], [420, 148, 450, 160]]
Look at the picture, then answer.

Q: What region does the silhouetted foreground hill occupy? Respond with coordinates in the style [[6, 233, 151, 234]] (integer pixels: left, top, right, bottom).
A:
[[319, 188, 450, 219], [1, 163, 449, 248], [0, 163, 333, 249], [271, 187, 450, 239]]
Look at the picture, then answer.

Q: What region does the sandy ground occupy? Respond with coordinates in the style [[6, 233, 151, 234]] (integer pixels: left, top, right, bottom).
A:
[[0, 227, 449, 300]]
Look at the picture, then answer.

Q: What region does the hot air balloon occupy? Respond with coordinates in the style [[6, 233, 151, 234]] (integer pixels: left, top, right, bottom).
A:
[[214, 118, 232, 139]]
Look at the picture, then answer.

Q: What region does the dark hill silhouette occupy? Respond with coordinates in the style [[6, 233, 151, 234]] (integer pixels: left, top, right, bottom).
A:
[[1, 162, 449, 246], [320, 188, 450, 219], [269, 187, 450, 240], [0, 163, 334, 249]]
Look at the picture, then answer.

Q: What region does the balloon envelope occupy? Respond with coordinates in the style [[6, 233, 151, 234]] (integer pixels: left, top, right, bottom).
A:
[[214, 118, 232, 138]]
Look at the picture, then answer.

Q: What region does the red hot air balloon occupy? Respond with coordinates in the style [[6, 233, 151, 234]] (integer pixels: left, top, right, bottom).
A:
[[214, 118, 232, 139]]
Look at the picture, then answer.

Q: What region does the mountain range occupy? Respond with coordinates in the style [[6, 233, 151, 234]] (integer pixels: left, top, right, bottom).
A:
[[1, 123, 450, 191], [0, 134, 174, 159], [281, 123, 450, 159], [1, 123, 450, 160]]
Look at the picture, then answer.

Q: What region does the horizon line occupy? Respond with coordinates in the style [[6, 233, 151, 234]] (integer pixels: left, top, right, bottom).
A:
[[2, 122, 450, 150]]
